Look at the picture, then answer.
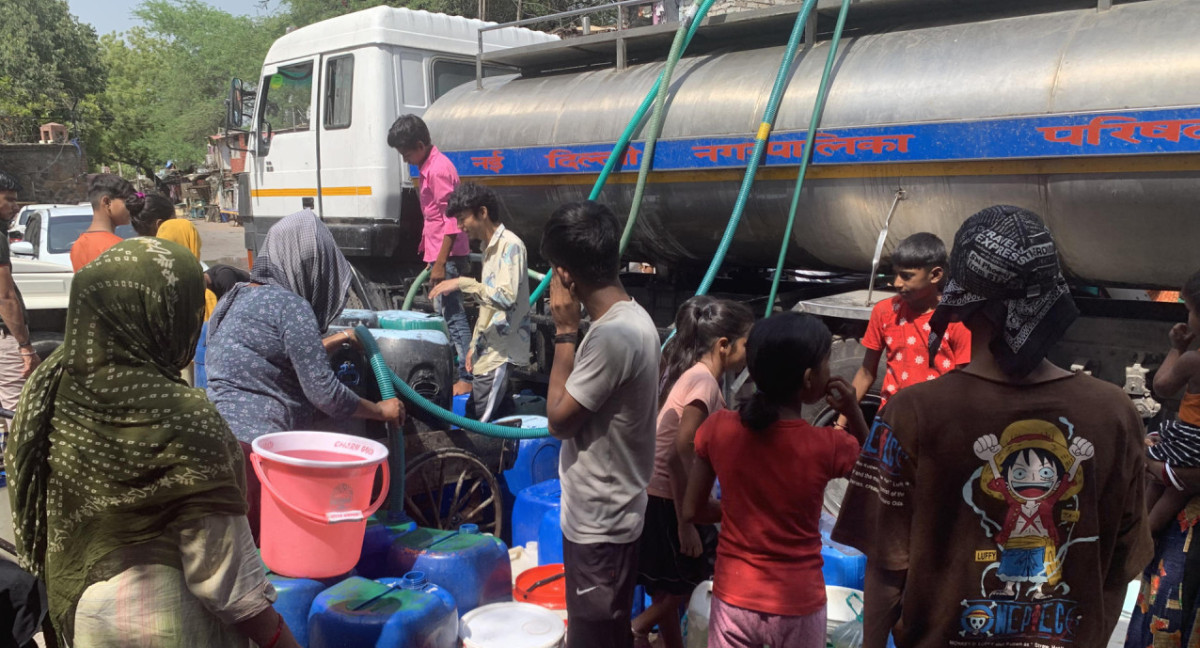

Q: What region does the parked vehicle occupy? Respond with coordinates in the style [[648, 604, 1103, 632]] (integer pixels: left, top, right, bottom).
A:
[[9, 203, 78, 241], [224, 6, 557, 307], [11, 206, 135, 269]]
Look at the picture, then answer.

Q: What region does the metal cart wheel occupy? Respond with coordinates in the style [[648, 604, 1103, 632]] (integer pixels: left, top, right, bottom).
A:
[[404, 448, 503, 538]]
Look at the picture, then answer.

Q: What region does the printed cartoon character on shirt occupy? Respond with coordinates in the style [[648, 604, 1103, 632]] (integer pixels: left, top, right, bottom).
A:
[[975, 420, 1095, 598], [958, 419, 1095, 641]]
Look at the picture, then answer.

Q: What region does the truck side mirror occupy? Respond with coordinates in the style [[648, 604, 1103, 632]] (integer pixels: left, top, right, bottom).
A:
[[227, 78, 248, 128], [10, 241, 34, 256]]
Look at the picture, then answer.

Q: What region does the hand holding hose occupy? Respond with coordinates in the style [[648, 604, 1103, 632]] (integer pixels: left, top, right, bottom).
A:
[[378, 398, 405, 425]]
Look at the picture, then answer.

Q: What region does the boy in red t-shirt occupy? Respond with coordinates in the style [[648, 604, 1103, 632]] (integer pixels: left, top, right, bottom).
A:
[[842, 233, 970, 423]]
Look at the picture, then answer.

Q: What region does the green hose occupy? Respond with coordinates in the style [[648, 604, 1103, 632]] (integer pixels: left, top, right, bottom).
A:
[[693, 0, 821, 299], [400, 266, 432, 310], [404, 266, 546, 308], [529, 0, 719, 304], [619, 2, 707, 254], [356, 325, 550, 439], [765, 0, 852, 316]]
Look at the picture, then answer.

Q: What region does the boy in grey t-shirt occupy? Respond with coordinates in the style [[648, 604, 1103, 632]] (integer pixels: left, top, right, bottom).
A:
[[542, 201, 660, 648]]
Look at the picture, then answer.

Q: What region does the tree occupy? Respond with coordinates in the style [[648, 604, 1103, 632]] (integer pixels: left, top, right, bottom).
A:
[[0, 0, 105, 142], [90, 0, 282, 174]]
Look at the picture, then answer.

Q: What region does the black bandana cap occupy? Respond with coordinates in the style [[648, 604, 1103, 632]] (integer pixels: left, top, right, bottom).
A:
[[927, 205, 1079, 377]]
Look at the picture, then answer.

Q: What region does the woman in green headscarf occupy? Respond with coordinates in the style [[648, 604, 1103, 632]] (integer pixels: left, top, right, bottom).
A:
[[5, 238, 300, 647]]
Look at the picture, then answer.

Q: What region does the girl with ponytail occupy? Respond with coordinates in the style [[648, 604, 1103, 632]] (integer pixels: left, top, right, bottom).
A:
[[633, 296, 753, 648], [681, 312, 868, 648]]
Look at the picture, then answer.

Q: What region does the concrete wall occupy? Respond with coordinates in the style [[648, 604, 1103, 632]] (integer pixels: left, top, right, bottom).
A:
[[0, 143, 87, 204]]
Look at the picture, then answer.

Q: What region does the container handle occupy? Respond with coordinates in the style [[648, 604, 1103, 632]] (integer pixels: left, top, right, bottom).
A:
[[251, 453, 390, 525]]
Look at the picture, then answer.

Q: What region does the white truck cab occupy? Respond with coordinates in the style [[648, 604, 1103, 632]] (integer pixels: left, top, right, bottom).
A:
[[230, 7, 556, 300]]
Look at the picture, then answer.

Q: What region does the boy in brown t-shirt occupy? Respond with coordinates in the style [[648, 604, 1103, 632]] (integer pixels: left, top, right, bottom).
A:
[[833, 205, 1153, 648]]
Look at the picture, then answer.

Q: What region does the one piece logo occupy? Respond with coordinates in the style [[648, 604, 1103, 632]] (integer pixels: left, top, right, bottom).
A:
[[957, 419, 1095, 643]]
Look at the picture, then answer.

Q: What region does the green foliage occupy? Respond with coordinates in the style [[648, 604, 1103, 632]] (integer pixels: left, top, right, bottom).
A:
[[0, 0, 105, 141], [91, 0, 282, 173], [2, 0, 587, 174]]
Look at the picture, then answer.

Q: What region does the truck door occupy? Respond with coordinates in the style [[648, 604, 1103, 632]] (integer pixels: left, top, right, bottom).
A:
[[252, 59, 318, 221], [317, 53, 368, 222]]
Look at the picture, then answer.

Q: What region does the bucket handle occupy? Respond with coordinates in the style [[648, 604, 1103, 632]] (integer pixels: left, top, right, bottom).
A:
[[251, 453, 390, 525]]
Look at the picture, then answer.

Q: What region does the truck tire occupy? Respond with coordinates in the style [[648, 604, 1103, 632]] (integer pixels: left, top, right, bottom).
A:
[[799, 337, 884, 421], [30, 332, 63, 361]]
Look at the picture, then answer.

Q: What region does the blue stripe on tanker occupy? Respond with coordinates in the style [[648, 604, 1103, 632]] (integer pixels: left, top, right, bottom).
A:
[[440, 105, 1200, 177]]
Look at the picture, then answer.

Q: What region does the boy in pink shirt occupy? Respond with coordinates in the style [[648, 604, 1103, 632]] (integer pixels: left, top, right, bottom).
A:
[[388, 115, 473, 394]]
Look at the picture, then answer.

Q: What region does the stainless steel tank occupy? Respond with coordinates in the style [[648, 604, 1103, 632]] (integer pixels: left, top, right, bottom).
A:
[[424, 0, 1200, 288]]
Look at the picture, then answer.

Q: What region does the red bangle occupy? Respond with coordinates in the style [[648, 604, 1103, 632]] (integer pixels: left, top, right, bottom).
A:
[[263, 613, 283, 648]]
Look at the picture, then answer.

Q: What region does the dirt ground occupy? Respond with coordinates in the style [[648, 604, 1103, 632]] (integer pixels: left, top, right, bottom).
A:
[[195, 219, 250, 270]]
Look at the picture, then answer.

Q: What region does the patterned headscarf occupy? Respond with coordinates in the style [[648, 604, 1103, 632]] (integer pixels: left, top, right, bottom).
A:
[[5, 239, 247, 640], [210, 209, 352, 335], [927, 205, 1079, 378]]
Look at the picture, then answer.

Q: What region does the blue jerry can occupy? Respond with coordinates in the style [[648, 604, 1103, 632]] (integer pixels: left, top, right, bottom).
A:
[[511, 479, 561, 549], [308, 572, 457, 648], [386, 524, 512, 615]]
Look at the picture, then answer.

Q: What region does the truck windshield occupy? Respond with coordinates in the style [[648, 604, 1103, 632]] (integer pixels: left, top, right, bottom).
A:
[[261, 61, 315, 134]]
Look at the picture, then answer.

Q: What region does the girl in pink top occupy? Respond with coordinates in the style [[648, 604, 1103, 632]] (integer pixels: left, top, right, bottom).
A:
[[682, 312, 868, 648], [633, 296, 754, 648]]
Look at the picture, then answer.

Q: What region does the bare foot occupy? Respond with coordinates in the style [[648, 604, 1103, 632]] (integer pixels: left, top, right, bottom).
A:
[[453, 380, 473, 396]]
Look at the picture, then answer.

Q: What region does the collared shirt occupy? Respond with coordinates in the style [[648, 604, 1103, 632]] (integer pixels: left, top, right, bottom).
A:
[[458, 224, 530, 375], [417, 146, 470, 263]]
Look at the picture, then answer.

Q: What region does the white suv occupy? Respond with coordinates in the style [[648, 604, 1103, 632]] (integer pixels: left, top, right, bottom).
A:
[[11, 206, 135, 270]]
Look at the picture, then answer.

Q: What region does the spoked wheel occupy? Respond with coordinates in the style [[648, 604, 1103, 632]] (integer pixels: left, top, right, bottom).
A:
[[404, 448, 503, 537]]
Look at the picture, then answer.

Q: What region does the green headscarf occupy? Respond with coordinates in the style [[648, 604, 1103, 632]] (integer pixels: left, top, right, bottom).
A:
[[5, 238, 248, 640]]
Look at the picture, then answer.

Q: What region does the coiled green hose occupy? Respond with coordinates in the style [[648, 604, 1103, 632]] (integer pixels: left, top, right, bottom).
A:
[[356, 325, 551, 439]]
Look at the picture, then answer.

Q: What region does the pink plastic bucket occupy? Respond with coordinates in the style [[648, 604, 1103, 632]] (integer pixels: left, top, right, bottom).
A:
[[251, 431, 389, 579]]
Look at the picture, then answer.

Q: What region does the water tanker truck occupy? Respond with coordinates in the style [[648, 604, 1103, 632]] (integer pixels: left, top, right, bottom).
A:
[[232, 0, 1197, 422]]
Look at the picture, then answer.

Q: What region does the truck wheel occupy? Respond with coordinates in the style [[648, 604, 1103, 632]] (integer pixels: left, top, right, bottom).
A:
[[30, 332, 63, 361], [799, 337, 884, 421]]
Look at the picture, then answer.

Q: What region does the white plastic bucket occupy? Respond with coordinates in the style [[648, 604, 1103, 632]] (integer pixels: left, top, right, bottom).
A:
[[460, 602, 565, 648]]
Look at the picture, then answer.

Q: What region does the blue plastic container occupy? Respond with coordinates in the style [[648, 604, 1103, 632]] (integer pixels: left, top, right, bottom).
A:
[[335, 309, 380, 329], [386, 524, 511, 615], [452, 393, 469, 418], [376, 572, 459, 648], [309, 572, 458, 648], [268, 573, 325, 648], [537, 507, 563, 566], [356, 516, 418, 579], [499, 417, 561, 497], [820, 539, 867, 590], [376, 310, 448, 335], [511, 479, 561, 549]]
